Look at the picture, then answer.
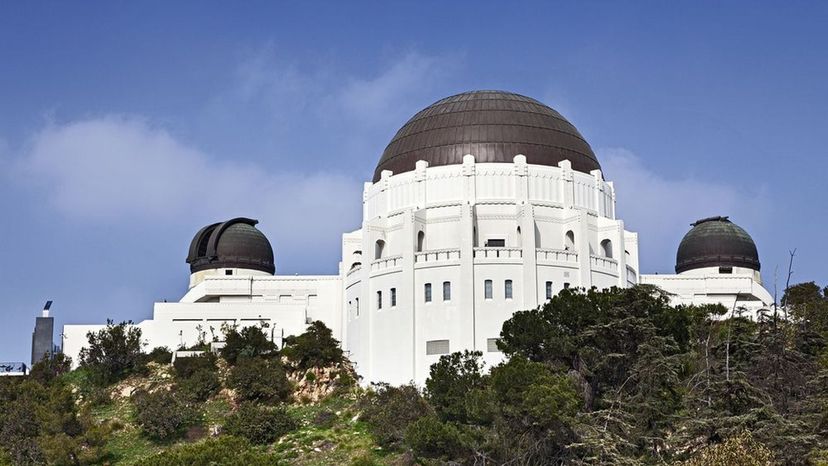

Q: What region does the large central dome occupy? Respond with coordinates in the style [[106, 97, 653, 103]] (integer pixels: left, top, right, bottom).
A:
[[373, 90, 600, 182]]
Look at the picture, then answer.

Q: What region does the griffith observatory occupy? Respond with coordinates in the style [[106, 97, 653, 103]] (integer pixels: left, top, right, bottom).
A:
[[61, 90, 773, 385]]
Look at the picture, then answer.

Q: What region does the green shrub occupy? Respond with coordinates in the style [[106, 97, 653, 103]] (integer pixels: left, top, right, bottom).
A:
[[281, 321, 344, 370], [79, 321, 144, 386], [178, 369, 221, 402], [136, 435, 279, 465], [28, 353, 73, 385], [141, 346, 173, 365], [227, 358, 291, 404], [220, 325, 277, 365], [425, 350, 486, 423], [405, 415, 468, 460], [359, 383, 433, 449], [0, 379, 109, 465], [173, 353, 217, 379], [132, 389, 199, 440], [223, 403, 298, 445]]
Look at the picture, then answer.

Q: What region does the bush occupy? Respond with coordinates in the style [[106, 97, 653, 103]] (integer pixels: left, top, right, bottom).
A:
[[178, 369, 221, 402], [405, 415, 468, 460], [173, 353, 217, 379], [282, 321, 344, 370], [681, 431, 773, 466], [137, 435, 280, 465], [227, 358, 291, 404], [220, 325, 277, 365], [79, 321, 144, 386], [359, 383, 433, 448], [425, 350, 485, 423], [0, 379, 109, 465], [223, 403, 298, 445], [141, 346, 173, 365], [28, 353, 73, 385], [132, 389, 199, 441]]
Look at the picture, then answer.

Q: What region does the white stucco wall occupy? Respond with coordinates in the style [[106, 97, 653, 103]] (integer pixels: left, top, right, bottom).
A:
[[343, 155, 640, 385]]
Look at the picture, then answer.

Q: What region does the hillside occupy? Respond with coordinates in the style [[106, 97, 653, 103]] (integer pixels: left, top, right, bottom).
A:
[[3, 284, 828, 465]]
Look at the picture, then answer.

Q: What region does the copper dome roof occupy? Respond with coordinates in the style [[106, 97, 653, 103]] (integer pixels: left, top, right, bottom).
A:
[[675, 216, 760, 274], [186, 218, 275, 274], [373, 90, 600, 182]]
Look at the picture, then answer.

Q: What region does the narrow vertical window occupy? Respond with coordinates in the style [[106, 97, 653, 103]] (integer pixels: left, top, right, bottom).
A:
[[377, 291, 382, 310], [391, 288, 397, 307], [355, 298, 359, 316], [443, 281, 451, 301], [563, 282, 570, 290], [565, 230, 575, 250], [484, 280, 493, 299], [545, 281, 553, 300], [374, 240, 385, 260], [425, 283, 432, 302], [505, 280, 513, 299]]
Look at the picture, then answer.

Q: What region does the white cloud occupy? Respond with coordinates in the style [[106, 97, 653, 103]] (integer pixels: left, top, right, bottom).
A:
[[15, 116, 363, 271], [337, 52, 454, 127], [600, 148, 771, 273]]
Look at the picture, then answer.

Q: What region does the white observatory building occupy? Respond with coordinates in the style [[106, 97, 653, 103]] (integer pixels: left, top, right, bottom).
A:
[[61, 90, 771, 385]]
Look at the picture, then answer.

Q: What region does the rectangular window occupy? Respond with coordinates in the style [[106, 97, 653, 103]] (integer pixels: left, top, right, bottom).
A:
[[485, 238, 506, 247], [377, 291, 382, 310], [425, 283, 432, 302], [487, 338, 501, 352], [546, 281, 553, 300], [355, 298, 359, 316], [505, 279, 513, 299], [484, 279, 493, 299], [563, 282, 570, 289], [719, 266, 733, 274], [225, 269, 233, 275], [426, 339, 450, 355], [443, 281, 451, 301], [391, 288, 397, 307]]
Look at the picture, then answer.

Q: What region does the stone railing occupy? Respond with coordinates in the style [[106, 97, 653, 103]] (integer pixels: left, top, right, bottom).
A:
[[346, 264, 362, 278], [590, 255, 619, 274], [536, 248, 578, 264], [370, 255, 403, 273], [473, 247, 523, 261], [415, 248, 461, 264]]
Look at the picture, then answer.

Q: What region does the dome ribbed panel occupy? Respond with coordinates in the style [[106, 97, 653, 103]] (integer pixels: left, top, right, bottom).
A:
[[374, 90, 599, 181]]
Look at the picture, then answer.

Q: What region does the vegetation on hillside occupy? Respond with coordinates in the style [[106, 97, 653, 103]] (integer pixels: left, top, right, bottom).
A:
[[1, 283, 827, 465]]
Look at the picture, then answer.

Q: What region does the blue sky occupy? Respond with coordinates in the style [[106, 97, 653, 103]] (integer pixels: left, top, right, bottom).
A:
[[1, 2, 826, 363]]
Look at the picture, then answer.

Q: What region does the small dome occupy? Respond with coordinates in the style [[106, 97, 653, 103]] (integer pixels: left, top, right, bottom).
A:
[[675, 216, 760, 274], [186, 218, 275, 274], [373, 90, 600, 182]]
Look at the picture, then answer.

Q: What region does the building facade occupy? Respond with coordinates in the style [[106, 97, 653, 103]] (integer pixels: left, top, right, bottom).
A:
[[60, 90, 771, 385]]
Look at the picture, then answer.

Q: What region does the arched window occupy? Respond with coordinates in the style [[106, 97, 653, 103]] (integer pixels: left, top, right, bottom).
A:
[[516, 226, 522, 247], [374, 240, 385, 260], [504, 279, 513, 299], [565, 230, 575, 251], [417, 231, 425, 252], [601, 239, 613, 259]]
